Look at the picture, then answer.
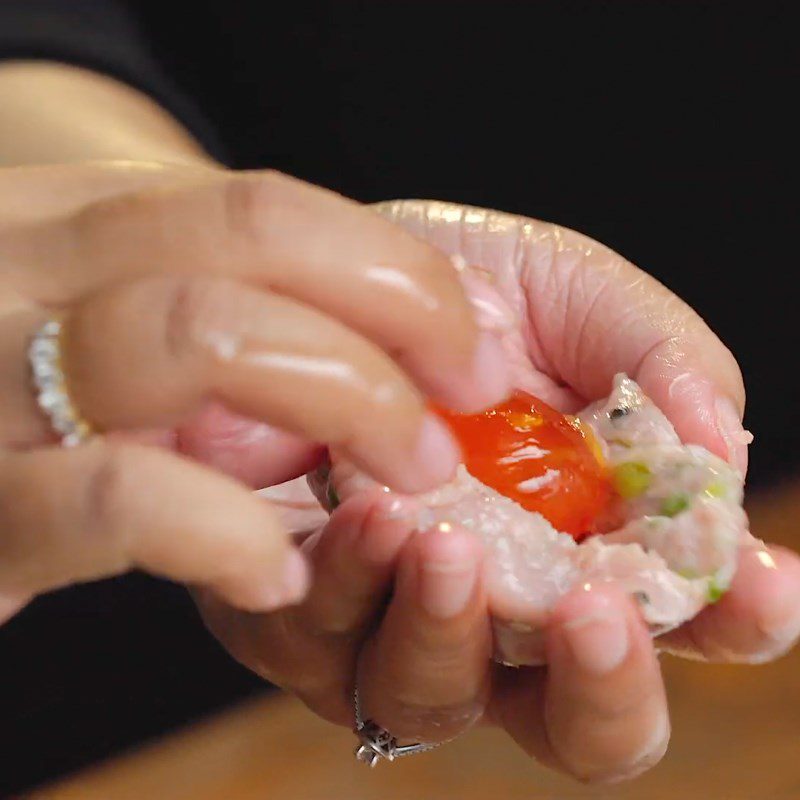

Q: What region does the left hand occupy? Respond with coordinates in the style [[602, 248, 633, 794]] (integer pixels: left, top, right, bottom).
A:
[[196, 201, 800, 784]]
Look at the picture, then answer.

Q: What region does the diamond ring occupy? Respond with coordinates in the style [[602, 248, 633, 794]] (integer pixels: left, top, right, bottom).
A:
[[29, 319, 93, 447], [353, 687, 450, 766]]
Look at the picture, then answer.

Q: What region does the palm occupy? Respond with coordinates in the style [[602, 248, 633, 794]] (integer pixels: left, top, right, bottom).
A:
[[198, 200, 800, 783]]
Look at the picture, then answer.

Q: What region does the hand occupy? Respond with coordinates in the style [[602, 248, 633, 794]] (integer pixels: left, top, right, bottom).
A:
[[0, 168, 507, 624], [197, 200, 800, 784]]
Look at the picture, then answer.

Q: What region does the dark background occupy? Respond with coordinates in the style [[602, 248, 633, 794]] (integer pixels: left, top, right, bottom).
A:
[[1, 1, 798, 795]]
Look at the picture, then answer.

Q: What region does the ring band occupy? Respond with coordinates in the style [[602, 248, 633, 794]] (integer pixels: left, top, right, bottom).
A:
[[29, 319, 93, 447], [352, 687, 449, 766]]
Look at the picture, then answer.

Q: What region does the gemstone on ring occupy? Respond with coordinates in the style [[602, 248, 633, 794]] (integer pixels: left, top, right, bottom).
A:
[[352, 687, 450, 766], [354, 720, 398, 767], [28, 319, 93, 447]]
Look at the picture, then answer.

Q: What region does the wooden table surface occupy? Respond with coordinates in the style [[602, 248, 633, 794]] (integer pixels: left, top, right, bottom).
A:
[[29, 484, 800, 800]]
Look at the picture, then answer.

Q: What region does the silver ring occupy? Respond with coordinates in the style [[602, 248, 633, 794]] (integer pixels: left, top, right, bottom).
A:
[[352, 687, 449, 767], [29, 319, 93, 447]]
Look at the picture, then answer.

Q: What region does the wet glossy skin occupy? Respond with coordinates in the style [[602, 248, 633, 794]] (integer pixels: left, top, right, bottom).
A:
[[437, 391, 612, 538]]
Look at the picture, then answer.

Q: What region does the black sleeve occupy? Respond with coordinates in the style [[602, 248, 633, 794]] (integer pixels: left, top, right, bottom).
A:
[[0, 0, 226, 160]]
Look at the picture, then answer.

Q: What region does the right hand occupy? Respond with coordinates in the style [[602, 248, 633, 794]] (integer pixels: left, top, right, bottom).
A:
[[0, 161, 509, 624], [198, 199, 800, 785]]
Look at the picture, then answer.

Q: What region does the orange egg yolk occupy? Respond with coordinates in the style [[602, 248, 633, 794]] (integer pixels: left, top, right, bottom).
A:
[[436, 391, 612, 540]]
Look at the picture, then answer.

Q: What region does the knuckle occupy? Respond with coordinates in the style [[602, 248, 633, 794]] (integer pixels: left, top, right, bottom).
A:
[[583, 682, 654, 724], [412, 250, 467, 314], [160, 275, 243, 362], [82, 444, 131, 550], [406, 625, 472, 663], [70, 187, 167, 251], [219, 171, 287, 248], [75, 190, 145, 229], [379, 650, 487, 711], [372, 696, 481, 742]]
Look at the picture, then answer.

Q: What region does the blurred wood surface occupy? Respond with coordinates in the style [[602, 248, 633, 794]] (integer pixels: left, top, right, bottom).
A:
[[30, 483, 800, 800]]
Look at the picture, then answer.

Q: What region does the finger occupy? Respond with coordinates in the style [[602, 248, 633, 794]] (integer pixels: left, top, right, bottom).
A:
[[376, 200, 748, 473], [4, 301, 321, 487], [19, 172, 508, 412], [358, 526, 492, 743], [658, 543, 800, 663], [298, 491, 416, 634], [257, 476, 329, 536], [0, 160, 203, 221], [197, 491, 415, 726], [6, 277, 462, 493], [0, 441, 308, 614], [497, 585, 669, 784], [175, 402, 325, 489]]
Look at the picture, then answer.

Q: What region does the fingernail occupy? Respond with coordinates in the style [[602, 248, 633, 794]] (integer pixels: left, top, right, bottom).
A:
[[418, 536, 478, 619], [357, 497, 415, 565], [378, 495, 414, 522], [760, 613, 800, 651], [470, 332, 510, 405], [754, 548, 778, 570], [715, 396, 751, 476], [562, 610, 629, 674], [753, 551, 800, 646], [413, 415, 462, 487]]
